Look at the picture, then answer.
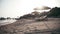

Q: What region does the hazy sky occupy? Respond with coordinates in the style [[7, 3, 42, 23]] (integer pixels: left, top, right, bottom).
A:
[[0, 0, 60, 18]]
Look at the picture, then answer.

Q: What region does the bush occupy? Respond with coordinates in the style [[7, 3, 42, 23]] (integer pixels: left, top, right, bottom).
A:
[[47, 7, 60, 18], [20, 14, 36, 19], [0, 17, 6, 20]]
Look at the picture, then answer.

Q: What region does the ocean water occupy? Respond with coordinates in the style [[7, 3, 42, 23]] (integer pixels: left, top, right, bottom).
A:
[[0, 19, 17, 26]]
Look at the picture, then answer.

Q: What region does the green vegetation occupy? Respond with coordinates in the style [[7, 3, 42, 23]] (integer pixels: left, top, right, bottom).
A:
[[47, 7, 60, 18], [14, 7, 60, 20], [0, 17, 6, 20]]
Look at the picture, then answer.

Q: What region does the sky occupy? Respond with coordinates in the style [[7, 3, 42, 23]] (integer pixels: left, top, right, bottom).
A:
[[0, 0, 60, 18]]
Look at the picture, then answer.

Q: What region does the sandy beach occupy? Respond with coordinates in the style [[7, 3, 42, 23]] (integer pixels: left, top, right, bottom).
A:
[[0, 18, 60, 34]]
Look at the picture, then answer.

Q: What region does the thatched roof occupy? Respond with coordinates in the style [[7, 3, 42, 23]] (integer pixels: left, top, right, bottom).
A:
[[34, 6, 51, 10]]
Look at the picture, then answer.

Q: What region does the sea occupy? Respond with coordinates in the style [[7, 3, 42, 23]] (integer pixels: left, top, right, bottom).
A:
[[0, 19, 17, 26]]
